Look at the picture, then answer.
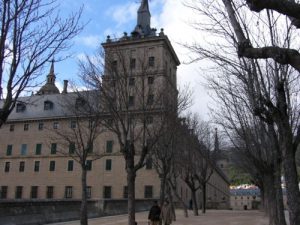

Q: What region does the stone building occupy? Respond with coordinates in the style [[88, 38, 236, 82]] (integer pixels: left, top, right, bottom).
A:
[[0, 0, 229, 223]]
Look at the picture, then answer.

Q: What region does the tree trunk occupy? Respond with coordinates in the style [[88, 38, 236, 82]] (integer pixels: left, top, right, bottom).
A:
[[191, 189, 198, 216], [201, 183, 206, 214], [274, 160, 287, 225], [168, 181, 188, 217], [80, 167, 88, 225], [160, 173, 167, 206], [127, 168, 136, 225], [282, 148, 300, 225]]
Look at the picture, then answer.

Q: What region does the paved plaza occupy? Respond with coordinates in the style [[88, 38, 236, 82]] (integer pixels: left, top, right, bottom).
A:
[[49, 210, 272, 225]]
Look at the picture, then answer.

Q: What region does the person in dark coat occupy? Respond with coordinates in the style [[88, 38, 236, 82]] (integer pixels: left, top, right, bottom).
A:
[[148, 200, 161, 225]]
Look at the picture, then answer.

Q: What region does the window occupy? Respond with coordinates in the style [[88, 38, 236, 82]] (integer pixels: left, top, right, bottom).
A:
[[69, 142, 75, 154], [31, 186, 38, 199], [24, 123, 29, 131], [15, 186, 23, 199], [87, 141, 93, 153], [35, 144, 42, 155], [19, 161, 25, 172], [53, 122, 59, 129], [51, 143, 57, 154], [47, 186, 54, 199], [65, 186, 73, 198], [129, 77, 135, 86], [103, 186, 112, 198], [148, 56, 155, 67], [9, 124, 14, 132], [86, 160, 92, 171], [148, 76, 154, 84], [34, 161, 40, 172], [144, 185, 153, 198], [16, 103, 26, 112], [75, 97, 86, 109], [49, 161, 55, 171], [147, 94, 154, 105], [123, 186, 128, 199], [4, 162, 10, 172], [70, 120, 76, 129], [21, 144, 27, 155], [68, 160, 74, 171], [130, 58, 136, 69], [145, 158, 153, 170], [86, 186, 92, 199], [146, 116, 153, 124], [0, 186, 8, 199], [44, 101, 53, 110], [38, 122, 44, 131], [6, 145, 12, 156], [112, 60, 117, 71], [106, 140, 113, 153], [128, 96, 134, 106], [105, 159, 112, 171]]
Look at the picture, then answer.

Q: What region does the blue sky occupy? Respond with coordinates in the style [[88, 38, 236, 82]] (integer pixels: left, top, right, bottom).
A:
[[51, 0, 213, 118]]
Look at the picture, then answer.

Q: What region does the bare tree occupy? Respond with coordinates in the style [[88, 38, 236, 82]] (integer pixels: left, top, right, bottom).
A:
[[0, 0, 83, 127], [221, 0, 300, 72], [184, 1, 300, 224], [49, 89, 106, 225], [79, 44, 178, 225]]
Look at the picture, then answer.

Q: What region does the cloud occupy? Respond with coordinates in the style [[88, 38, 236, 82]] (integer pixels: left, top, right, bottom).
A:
[[106, 2, 138, 28], [152, 0, 214, 119], [75, 35, 101, 49]]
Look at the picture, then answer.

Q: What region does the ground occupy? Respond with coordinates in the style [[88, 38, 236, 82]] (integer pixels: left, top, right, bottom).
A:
[[49, 210, 273, 225]]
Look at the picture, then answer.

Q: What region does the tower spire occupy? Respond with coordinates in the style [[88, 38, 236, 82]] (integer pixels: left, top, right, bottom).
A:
[[133, 0, 154, 37], [47, 59, 55, 84]]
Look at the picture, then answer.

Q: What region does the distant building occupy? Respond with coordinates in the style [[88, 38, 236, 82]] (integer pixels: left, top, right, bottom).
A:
[[230, 188, 261, 210]]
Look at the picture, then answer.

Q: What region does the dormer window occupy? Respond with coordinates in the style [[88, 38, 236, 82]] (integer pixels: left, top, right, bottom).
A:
[[75, 97, 86, 109], [44, 101, 53, 110], [16, 103, 26, 113]]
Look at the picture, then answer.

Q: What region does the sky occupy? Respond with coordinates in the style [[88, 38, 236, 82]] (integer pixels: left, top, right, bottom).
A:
[[53, 0, 213, 119]]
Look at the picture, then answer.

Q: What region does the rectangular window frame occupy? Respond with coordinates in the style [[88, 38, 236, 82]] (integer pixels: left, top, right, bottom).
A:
[[31, 186, 38, 199], [105, 159, 112, 171], [34, 161, 40, 172], [49, 161, 55, 171], [24, 123, 29, 131], [65, 186, 73, 199], [68, 160, 74, 171], [35, 143, 42, 155], [144, 185, 153, 198], [20, 144, 27, 156], [51, 143, 57, 154], [4, 162, 10, 172], [38, 122, 44, 131], [47, 186, 54, 199], [103, 186, 112, 199], [6, 145, 12, 156], [0, 186, 8, 199], [106, 140, 113, 153], [19, 161, 25, 172], [15, 186, 23, 199]]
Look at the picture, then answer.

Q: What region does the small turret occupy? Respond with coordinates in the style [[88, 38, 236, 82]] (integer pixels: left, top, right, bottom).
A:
[[37, 60, 60, 95]]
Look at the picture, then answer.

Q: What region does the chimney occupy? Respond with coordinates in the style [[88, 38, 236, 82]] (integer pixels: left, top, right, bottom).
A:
[[62, 80, 68, 94]]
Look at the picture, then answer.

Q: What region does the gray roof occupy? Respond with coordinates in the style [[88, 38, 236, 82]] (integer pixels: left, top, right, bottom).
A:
[[1, 92, 98, 122]]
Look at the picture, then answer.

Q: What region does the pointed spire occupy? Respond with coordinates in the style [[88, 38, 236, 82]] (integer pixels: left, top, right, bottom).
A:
[[133, 0, 153, 37], [214, 128, 220, 153], [50, 58, 55, 75], [47, 59, 56, 84]]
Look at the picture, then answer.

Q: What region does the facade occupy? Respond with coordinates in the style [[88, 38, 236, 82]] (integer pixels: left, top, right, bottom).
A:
[[0, 0, 229, 213], [230, 188, 261, 210]]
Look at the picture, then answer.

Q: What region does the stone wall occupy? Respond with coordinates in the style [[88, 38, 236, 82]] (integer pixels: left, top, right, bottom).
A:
[[0, 199, 153, 225]]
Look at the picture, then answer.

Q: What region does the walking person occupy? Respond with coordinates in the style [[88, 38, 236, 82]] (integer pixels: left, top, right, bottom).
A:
[[148, 200, 161, 225], [161, 200, 175, 225]]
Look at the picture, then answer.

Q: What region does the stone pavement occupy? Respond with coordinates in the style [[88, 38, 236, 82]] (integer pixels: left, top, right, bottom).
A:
[[49, 210, 270, 225]]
